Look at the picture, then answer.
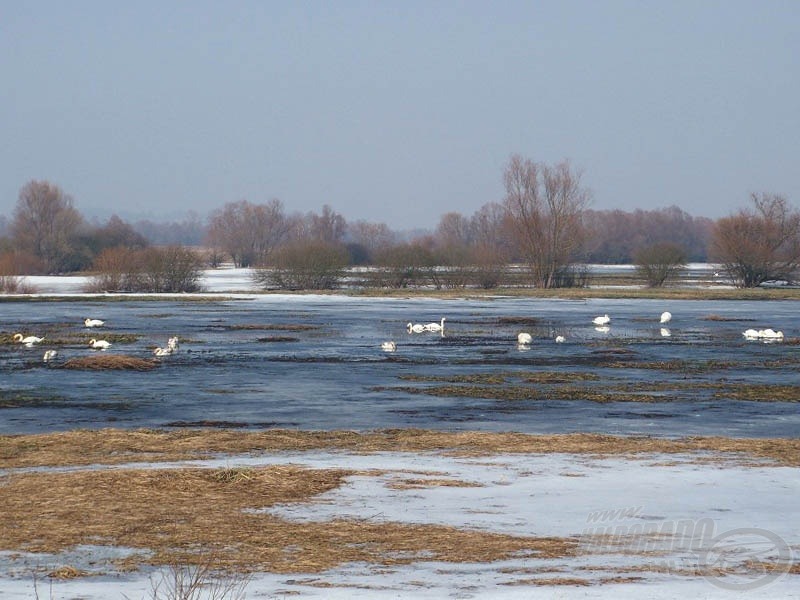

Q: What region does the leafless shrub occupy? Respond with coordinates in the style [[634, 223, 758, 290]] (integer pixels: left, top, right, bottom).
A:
[[254, 241, 349, 290], [87, 246, 203, 293], [145, 560, 251, 600], [0, 274, 36, 293], [371, 242, 436, 288], [633, 242, 687, 287]]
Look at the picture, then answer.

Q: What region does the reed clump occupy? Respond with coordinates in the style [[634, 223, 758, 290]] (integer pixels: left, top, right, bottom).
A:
[[61, 355, 158, 371]]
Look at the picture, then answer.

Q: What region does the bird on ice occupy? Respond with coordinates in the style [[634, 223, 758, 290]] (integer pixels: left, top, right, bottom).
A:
[[660, 312, 672, 324]]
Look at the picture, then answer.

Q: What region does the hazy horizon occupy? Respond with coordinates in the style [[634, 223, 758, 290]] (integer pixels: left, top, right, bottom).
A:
[[2, 1, 798, 228]]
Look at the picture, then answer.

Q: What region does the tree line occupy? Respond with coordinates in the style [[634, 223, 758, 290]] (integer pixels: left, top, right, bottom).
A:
[[1, 156, 798, 291]]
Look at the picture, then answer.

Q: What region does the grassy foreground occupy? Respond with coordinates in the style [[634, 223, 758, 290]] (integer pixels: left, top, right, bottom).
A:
[[1, 428, 797, 578]]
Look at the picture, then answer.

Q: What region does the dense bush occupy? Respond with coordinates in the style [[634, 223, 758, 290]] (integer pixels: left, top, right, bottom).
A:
[[371, 243, 437, 288], [634, 243, 687, 287], [87, 246, 204, 292], [254, 241, 349, 290]]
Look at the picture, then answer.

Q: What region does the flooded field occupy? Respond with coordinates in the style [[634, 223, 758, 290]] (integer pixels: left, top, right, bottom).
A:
[[1, 295, 799, 437]]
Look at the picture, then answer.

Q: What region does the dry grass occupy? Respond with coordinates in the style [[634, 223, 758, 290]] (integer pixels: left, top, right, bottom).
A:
[[60, 355, 158, 371], [0, 464, 574, 574], [386, 477, 484, 490], [1, 428, 799, 469]]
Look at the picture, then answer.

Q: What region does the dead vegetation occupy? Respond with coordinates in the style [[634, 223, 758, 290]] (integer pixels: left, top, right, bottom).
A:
[[60, 355, 158, 371], [0, 464, 574, 574], [2, 428, 799, 469]]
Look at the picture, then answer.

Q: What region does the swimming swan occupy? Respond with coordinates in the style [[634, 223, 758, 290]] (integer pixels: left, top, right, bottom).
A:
[[592, 314, 611, 326], [381, 341, 397, 352], [88, 338, 112, 350], [555, 335, 566, 343], [153, 347, 173, 357], [13, 333, 44, 345], [407, 322, 425, 333], [742, 328, 784, 341], [423, 318, 446, 332], [660, 311, 672, 324], [517, 332, 532, 345], [84, 318, 105, 328]]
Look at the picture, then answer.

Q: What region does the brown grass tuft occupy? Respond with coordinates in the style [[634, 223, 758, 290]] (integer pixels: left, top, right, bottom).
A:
[[60, 355, 158, 371], [1, 429, 799, 469], [0, 465, 574, 574], [47, 566, 88, 579]]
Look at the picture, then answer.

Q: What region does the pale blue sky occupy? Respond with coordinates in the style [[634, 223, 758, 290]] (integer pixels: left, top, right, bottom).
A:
[[1, 1, 797, 228]]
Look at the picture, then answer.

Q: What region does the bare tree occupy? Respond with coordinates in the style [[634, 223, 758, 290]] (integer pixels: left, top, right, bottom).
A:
[[711, 193, 800, 287], [306, 204, 347, 243], [206, 199, 291, 267], [12, 180, 85, 273], [346, 220, 397, 264], [503, 156, 590, 288]]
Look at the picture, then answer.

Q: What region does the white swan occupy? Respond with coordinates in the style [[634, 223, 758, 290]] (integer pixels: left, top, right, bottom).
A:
[[555, 335, 566, 343], [407, 322, 425, 333], [381, 341, 397, 352], [43, 349, 58, 362], [660, 311, 672, 324], [424, 318, 446, 332], [592, 314, 611, 326], [88, 338, 112, 350], [153, 347, 172, 357], [517, 332, 532, 345], [13, 333, 44, 345], [167, 336, 179, 351], [84, 318, 105, 328], [760, 329, 784, 341], [743, 329, 760, 339]]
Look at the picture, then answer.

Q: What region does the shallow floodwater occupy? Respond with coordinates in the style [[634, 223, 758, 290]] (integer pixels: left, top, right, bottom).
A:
[[1, 295, 799, 437]]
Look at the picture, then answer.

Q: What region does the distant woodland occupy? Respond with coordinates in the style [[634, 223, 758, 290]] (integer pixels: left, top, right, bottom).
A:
[[1, 156, 798, 291]]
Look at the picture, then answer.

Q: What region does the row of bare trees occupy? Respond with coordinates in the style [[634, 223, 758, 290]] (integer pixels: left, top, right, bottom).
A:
[[2, 160, 799, 289]]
